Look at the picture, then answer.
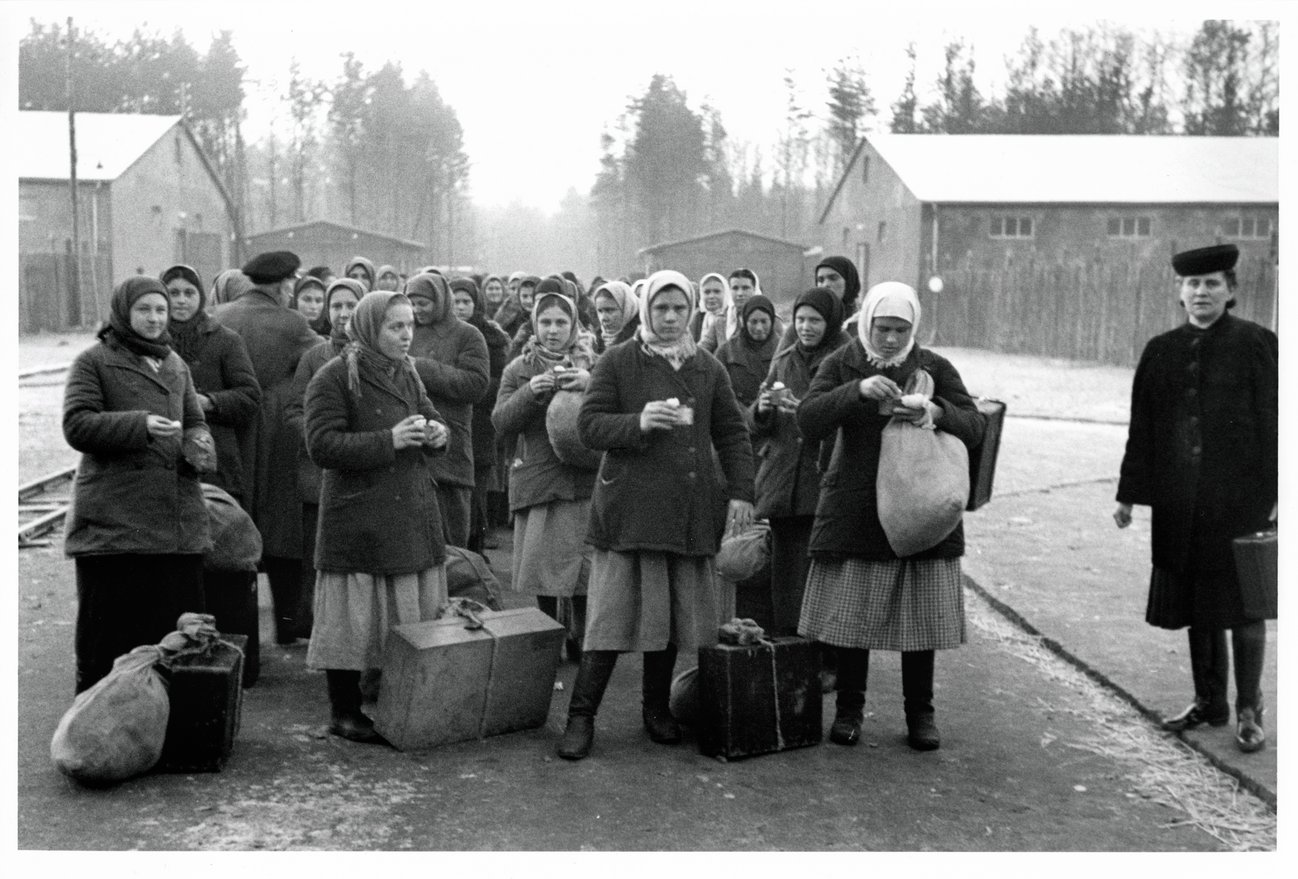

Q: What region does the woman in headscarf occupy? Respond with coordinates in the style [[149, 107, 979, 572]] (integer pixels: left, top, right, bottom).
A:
[[776, 256, 862, 351], [285, 278, 365, 641], [209, 268, 254, 311], [591, 280, 640, 355], [375, 265, 402, 292], [290, 274, 330, 337], [750, 287, 847, 636], [450, 278, 513, 555], [689, 272, 729, 343], [481, 274, 507, 317], [558, 270, 756, 760], [492, 287, 598, 650], [343, 256, 377, 292], [406, 273, 491, 547], [700, 268, 783, 354], [303, 290, 451, 743], [797, 282, 984, 752], [713, 293, 779, 412], [62, 277, 216, 692]]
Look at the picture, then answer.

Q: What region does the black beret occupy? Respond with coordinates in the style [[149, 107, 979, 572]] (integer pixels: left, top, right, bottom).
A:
[[242, 251, 301, 285], [1171, 244, 1238, 277]]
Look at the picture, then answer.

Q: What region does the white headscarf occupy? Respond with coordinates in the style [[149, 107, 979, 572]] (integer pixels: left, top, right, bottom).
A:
[[593, 281, 639, 348], [857, 281, 922, 368], [638, 270, 698, 370]]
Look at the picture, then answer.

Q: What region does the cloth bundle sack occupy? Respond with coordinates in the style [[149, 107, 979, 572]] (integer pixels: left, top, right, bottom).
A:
[[546, 388, 602, 470], [201, 483, 262, 572], [715, 521, 772, 583], [445, 545, 504, 611], [50, 645, 171, 785], [876, 369, 969, 557]]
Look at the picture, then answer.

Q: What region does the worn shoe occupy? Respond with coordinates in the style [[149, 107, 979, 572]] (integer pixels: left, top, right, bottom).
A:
[[557, 715, 595, 760], [329, 711, 384, 744], [643, 706, 682, 744], [1235, 708, 1266, 753], [1161, 699, 1230, 732], [906, 712, 941, 751], [829, 712, 862, 746]]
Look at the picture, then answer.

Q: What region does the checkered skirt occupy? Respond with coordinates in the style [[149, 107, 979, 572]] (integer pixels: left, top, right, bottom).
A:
[[797, 557, 966, 651]]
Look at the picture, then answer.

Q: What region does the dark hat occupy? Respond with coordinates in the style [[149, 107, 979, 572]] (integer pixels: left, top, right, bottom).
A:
[[1171, 244, 1239, 277], [242, 251, 301, 285], [535, 276, 566, 297]]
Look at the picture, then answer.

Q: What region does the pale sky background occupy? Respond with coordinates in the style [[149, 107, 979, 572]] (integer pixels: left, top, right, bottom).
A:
[[6, 0, 1286, 213]]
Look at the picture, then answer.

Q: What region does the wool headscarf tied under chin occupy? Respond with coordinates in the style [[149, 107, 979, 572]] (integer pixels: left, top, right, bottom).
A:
[[209, 268, 254, 307], [638, 269, 698, 370], [791, 287, 845, 354], [323, 278, 366, 352], [593, 280, 638, 349], [857, 281, 922, 368], [404, 272, 453, 325], [344, 290, 418, 398], [522, 286, 595, 370], [343, 255, 377, 291], [738, 294, 777, 350], [160, 264, 208, 363], [99, 276, 174, 360]]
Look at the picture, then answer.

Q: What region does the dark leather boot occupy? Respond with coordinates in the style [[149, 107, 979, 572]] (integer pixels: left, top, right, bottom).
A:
[[642, 644, 681, 744], [1163, 628, 1230, 731], [830, 647, 869, 746], [903, 650, 940, 751], [264, 555, 304, 645], [326, 670, 383, 744], [558, 650, 618, 760], [1232, 622, 1267, 753]]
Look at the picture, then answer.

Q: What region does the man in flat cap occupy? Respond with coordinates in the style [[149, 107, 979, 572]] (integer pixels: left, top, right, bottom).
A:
[[214, 251, 323, 645], [1114, 243, 1277, 753]]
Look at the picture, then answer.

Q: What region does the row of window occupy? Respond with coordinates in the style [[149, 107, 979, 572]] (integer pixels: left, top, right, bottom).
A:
[[988, 215, 1273, 240]]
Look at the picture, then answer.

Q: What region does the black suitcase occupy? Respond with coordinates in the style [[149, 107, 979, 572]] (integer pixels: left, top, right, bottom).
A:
[[1233, 529, 1277, 620], [157, 634, 246, 773], [967, 398, 1006, 511], [202, 570, 260, 687], [697, 636, 822, 760]]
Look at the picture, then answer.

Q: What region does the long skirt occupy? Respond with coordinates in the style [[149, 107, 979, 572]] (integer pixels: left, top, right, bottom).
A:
[[510, 498, 591, 597], [798, 556, 965, 651], [306, 565, 448, 671], [585, 549, 717, 653]]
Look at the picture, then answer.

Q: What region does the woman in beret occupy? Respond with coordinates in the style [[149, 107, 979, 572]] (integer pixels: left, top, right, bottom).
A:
[[1115, 243, 1277, 753], [304, 290, 451, 742], [63, 277, 216, 692]]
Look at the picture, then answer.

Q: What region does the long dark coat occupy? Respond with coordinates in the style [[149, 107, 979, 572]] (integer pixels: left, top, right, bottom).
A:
[[175, 321, 261, 502], [751, 344, 833, 520], [492, 356, 597, 511], [579, 340, 755, 556], [285, 338, 342, 503], [304, 355, 449, 574], [410, 320, 490, 488], [212, 288, 320, 557], [1117, 313, 1278, 629], [797, 342, 984, 561], [62, 340, 213, 557], [471, 319, 512, 471], [715, 332, 777, 410]]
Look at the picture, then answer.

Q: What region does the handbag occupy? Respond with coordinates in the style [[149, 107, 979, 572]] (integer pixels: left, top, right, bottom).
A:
[[1232, 528, 1277, 620], [545, 388, 603, 471], [876, 370, 969, 557]]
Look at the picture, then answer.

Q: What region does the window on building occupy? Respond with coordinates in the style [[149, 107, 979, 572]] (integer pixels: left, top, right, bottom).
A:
[[877, 221, 887, 242], [1107, 216, 1152, 238], [989, 215, 1033, 239], [1222, 216, 1273, 239], [861, 156, 870, 184]]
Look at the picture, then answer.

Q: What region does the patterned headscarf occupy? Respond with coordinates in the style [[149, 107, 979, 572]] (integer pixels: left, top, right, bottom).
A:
[[638, 270, 698, 370], [857, 281, 921, 368]]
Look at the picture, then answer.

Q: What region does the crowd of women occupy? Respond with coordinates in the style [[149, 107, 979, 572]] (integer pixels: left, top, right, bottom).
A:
[[60, 240, 1274, 760]]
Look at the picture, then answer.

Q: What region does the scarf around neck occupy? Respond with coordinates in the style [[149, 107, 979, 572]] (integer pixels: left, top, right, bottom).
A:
[[638, 270, 698, 371], [100, 276, 173, 360]]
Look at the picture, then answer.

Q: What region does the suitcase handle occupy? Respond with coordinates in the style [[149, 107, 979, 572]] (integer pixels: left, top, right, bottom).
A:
[[440, 597, 491, 630]]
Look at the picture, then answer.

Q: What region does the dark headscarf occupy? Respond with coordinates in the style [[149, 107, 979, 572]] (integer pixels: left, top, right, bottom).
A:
[[99, 276, 173, 359], [738, 295, 777, 350], [344, 291, 419, 398], [450, 278, 489, 332], [160, 264, 209, 363], [791, 287, 846, 358], [323, 278, 366, 350], [405, 272, 453, 325], [291, 275, 330, 337], [343, 256, 377, 291], [815, 255, 862, 313]]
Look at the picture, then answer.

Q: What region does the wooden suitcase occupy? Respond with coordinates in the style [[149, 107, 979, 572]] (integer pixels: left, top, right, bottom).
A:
[[157, 634, 246, 773], [374, 607, 565, 751], [696, 636, 822, 760], [966, 398, 1006, 511], [1233, 529, 1277, 620]]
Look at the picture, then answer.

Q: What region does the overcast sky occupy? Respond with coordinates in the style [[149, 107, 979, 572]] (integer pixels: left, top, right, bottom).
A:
[[3, 0, 1288, 212]]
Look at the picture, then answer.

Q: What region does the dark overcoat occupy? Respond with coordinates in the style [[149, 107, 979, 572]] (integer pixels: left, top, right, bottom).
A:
[[492, 356, 597, 511], [1117, 313, 1278, 628], [304, 355, 448, 575], [285, 338, 341, 503], [751, 344, 828, 520], [715, 333, 777, 410], [410, 320, 490, 488], [797, 342, 984, 561], [579, 340, 755, 556], [471, 320, 512, 471], [212, 288, 320, 556], [62, 340, 213, 557], [176, 320, 261, 502]]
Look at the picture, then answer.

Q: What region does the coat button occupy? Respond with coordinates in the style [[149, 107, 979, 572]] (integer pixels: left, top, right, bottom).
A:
[[688, 446, 696, 454], [376, 408, 383, 414], [1191, 446, 1202, 457], [687, 471, 696, 479]]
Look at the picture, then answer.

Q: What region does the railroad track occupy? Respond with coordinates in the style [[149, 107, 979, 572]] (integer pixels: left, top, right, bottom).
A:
[[18, 465, 77, 548]]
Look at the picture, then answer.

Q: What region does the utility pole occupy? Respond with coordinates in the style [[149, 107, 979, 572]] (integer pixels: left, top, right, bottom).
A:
[[66, 16, 84, 325]]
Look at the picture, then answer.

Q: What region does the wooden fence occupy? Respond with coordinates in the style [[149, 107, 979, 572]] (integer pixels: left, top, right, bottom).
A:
[[20, 251, 112, 333], [919, 256, 1277, 367]]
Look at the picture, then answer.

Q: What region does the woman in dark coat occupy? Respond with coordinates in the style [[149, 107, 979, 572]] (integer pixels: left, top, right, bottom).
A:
[[776, 255, 861, 352], [160, 264, 261, 505], [750, 287, 847, 635], [797, 281, 984, 752], [406, 272, 491, 547], [63, 277, 216, 692], [304, 290, 451, 743], [591, 280, 640, 355], [1115, 244, 1277, 753], [558, 269, 756, 760], [714, 294, 779, 412]]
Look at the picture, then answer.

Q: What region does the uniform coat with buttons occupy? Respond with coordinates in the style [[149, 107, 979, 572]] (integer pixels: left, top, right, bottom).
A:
[[304, 354, 449, 575], [62, 339, 213, 557], [1117, 313, 1278, 628], [579, 339, 755, 556]]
